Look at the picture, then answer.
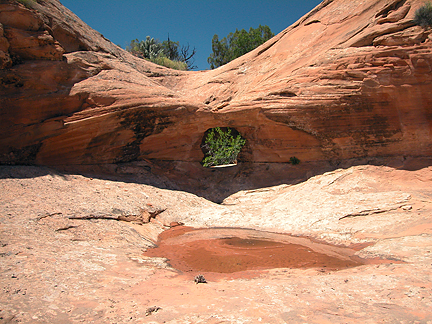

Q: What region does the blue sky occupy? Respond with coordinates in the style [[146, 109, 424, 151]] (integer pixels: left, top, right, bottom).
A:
[[60, 0, 322, 70]]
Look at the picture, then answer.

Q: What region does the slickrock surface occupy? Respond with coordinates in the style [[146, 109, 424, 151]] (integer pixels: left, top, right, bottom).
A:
[[1, 0, 432, 323], [0, 0, 431, 166], [1, 162, 431, 323]]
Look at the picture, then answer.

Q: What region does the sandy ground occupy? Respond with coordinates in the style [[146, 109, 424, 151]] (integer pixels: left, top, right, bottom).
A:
[[1, 162, 432, 323]]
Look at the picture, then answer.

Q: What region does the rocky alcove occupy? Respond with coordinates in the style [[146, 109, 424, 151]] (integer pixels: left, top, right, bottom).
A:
[[1, 0, 432, 322]]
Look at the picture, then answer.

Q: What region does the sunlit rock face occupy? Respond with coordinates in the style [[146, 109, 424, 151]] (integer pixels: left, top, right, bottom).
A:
[[0, 0, 431, 166]]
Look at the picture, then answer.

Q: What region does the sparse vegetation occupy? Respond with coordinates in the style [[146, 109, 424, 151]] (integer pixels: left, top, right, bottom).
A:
[[194, 274, 207, 284], [201, 127, 246, 167], [128, 36, 163, 60], [414, 2, 432, 28], [127, 35, 196, 70], [207, 25, 274, 69], [290, 156, 300, 165], [151, 56, 187, 71]]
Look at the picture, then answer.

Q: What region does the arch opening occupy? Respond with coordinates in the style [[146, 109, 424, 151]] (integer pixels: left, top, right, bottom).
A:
[[200, 127, 246, 167]]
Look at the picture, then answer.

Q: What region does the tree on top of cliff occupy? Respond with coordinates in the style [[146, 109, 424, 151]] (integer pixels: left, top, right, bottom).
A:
[[207, 25, 274, 69], [414, 2, 432, 28], [161, 35, 197, 70], [127, 35, 196, 70]]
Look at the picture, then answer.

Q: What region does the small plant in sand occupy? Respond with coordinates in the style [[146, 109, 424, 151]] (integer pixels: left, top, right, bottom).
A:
[[201, 127, 246, 167], [194, 274, 207, 284], [414, 2, 432, 28]]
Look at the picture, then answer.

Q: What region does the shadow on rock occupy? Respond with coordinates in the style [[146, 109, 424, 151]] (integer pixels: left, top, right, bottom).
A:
[[32, 156, 432, 204]]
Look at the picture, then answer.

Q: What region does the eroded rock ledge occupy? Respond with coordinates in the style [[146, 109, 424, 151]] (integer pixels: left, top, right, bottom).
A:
[[0, 0, 431, 168]]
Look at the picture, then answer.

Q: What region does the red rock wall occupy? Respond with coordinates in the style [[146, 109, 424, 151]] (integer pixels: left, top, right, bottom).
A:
[[0, 0, 431, 166]]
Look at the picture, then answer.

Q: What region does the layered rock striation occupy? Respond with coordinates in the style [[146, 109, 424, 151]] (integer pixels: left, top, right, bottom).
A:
[[0, 0, 431, 166]]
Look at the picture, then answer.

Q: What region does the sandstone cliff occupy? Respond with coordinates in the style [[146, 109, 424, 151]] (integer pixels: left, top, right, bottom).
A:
[[1, 2, 432, 321], [0, 0, 431, 166]]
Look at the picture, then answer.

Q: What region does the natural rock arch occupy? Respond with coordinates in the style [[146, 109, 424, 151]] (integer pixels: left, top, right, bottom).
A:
[[200, 127, 246, 167]]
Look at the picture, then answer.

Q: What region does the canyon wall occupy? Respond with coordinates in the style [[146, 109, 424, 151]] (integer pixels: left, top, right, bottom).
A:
[[0, 0, 431, 166]]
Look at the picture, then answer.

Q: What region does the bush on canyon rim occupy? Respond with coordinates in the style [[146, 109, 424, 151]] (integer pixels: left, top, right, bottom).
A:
[[414, 2, 432, 28], [151, 55, 187, 71], [201, 127, 246, 167], [127, 36, 196, 70]]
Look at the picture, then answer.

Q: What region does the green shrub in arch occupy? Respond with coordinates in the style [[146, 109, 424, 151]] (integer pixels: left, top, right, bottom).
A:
[[201, 127, 246, 167], [414, 2, 432, 28]]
